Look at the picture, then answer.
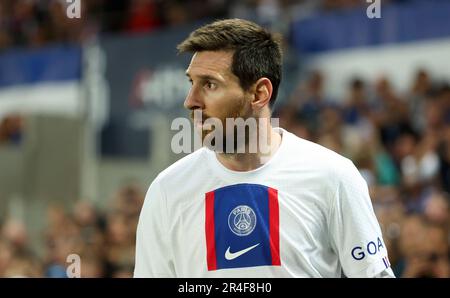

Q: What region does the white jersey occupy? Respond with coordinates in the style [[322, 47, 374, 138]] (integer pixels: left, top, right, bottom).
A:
[[134, 128, 394, 277]]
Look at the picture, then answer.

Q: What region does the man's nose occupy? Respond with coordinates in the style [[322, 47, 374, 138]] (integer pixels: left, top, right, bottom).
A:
[[184, 87, 204, 110]]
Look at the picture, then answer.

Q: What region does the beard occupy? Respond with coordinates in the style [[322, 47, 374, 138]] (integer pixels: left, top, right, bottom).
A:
[[190, 96, 253, 153]]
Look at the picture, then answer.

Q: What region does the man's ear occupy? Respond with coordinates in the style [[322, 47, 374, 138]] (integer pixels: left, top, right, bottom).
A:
[[250, 78, 273, 110]]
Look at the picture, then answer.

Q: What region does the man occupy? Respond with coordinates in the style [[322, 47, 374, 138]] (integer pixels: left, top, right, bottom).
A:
[[134, 19, 394, 277]]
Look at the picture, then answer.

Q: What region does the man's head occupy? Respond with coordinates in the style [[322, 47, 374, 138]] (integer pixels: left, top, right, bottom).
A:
[[178, 18, 282, 108], [177, 19, 283, 150]]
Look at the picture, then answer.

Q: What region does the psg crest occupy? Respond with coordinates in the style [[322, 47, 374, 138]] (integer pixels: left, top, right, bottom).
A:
[[228, 205, 257, 236]]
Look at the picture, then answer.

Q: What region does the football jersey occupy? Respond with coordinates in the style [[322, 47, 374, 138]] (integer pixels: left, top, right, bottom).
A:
[[134, 128, 394, 277]]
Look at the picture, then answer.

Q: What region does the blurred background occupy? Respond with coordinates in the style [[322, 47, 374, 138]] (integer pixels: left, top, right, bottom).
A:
[[0, 0, 449, 278]]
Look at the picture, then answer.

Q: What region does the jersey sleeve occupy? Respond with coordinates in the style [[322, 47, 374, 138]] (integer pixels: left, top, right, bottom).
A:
[[134, 177, 176, 277], [328, 159, 395, 278]]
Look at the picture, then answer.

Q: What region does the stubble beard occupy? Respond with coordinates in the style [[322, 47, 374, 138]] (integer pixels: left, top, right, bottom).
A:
[[190, 95, 254, 153]]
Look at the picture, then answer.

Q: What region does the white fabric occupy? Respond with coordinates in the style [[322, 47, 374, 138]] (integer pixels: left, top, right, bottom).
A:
[[134, 128, 395, 278]]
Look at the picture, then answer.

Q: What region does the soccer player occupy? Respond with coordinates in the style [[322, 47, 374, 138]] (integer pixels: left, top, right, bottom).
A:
[[134, 19, 395, 278]]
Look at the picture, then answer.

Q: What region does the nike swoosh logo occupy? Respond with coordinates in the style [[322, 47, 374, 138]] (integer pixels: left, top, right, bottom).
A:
[[225, 243, 260, 260]]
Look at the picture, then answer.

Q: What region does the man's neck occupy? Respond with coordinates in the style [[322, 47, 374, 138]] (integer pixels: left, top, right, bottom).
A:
[[215, 126, 282, 172]]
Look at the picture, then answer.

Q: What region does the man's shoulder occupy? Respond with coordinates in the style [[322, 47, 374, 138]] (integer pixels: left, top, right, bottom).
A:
[[280, 129, 362, 191], [283, 129, 353, 169], [153, 147, 210, 185]]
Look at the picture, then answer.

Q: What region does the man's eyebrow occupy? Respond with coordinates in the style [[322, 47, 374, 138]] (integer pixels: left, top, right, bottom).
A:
[[185, 72, 223, 82]]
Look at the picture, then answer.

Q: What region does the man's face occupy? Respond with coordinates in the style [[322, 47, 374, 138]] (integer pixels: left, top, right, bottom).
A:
[[184, 51, 253, 148]]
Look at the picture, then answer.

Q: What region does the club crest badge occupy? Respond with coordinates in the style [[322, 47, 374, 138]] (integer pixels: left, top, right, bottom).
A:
[[228, 205, 257, 236]]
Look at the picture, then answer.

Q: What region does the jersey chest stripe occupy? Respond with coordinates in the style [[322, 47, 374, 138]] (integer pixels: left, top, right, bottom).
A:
[[268, 187, 281, 266], [205, 191, 217, 271]]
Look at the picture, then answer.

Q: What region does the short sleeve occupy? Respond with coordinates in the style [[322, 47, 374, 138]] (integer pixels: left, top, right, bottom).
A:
[[134, 178, 176, 277], [328, 160, 395, 278]]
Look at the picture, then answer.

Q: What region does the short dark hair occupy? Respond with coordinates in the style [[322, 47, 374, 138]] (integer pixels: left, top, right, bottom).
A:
[[177, 19, 283, 107]]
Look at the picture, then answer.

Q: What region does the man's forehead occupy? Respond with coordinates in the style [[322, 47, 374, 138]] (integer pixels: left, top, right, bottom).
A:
[[186, 51, 233, 78]]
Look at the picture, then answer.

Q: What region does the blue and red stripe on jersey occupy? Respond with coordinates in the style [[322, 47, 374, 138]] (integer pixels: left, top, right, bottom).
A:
[[205, 183, 281, 271]]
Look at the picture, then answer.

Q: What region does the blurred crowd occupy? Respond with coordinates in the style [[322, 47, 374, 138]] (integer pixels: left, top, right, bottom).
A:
[[0, 0, 225, 51], [0, 183, 143, 277], [0, 0, 415, 51], [276, 68, 450, 277]]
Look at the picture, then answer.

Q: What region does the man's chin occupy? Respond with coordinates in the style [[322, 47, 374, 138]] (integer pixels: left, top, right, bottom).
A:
[[199, 129, 213, 143], [199, 132, 248, 154], [196, 130, 220, 152]]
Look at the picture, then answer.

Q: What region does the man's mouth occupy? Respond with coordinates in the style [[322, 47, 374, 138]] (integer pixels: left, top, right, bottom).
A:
[[191, 110, 208, 130], [194, 119, 204, 130]]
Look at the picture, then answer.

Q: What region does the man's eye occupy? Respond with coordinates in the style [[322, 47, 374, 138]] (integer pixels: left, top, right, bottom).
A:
[[205, 81, 216, 90]]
